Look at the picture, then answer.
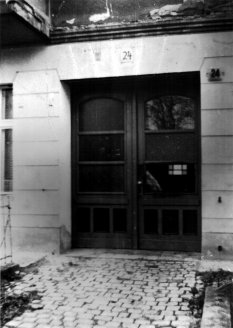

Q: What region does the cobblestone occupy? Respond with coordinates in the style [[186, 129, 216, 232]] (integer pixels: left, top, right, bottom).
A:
[[3, 251, 200, 328]]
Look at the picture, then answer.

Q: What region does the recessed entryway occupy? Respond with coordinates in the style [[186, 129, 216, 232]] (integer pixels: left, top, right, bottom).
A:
[[71, 73, 201, 251]]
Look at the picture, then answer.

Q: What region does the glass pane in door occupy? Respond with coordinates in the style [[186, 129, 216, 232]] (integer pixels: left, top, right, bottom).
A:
[[143, 94, 197, 195], [145, 96, 195, 131], [78, 97, 125, 193], [145, 134, 196, 162], [144, 163, 196, 193], [79, 98, 124, 131], [79, 135, 124, 161], [79, 165, 125, 192]]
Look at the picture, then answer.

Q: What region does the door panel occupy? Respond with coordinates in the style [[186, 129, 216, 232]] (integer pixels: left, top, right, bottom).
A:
[[72, 81, 133, 249], [72, 74, 201, 251], [137, 74, 201, 251]]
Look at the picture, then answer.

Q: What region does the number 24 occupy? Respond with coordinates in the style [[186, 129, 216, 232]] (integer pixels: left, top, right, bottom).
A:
[[122, 51, 132, 61]]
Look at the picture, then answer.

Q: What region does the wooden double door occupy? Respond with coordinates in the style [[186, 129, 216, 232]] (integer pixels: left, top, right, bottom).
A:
[[72, 73, 201, 251]]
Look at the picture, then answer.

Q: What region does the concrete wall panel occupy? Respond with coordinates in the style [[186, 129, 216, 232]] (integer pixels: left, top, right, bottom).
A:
[[14, 141, 59, 165], [202, 137, 233, 164], [12, 191, 59, 215], [203, 218, 233, 233], [11, 227, 60, 253], [13, 70, 60, 94], [14, 94, 60, 118], [202, 191, 233, 219], [202, 232, 233, 258], [201, 83, 233, 110], [14, 166, 59, 190], [14, 117, 60, 141], [202, 109, 233, 136], [202, 164, 233, 191], [11, 215, 60, 228]]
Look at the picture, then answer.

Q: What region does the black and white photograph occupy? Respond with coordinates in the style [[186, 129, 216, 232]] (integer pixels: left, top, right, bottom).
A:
[[0, 0, 233, 327]]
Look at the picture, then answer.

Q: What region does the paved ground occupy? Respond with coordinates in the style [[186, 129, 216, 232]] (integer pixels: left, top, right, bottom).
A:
[[3, 250, 203, 328]]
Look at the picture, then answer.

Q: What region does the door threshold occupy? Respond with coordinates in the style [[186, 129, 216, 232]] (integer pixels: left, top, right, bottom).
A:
[[65, 248, 201, 261]]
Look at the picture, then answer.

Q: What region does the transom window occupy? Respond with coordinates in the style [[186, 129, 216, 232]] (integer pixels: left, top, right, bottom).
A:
[[145, 96, 195, 131]]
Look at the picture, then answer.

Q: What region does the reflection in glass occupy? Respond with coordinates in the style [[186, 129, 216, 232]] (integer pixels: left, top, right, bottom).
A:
[[144, 163, 195, 194], [168, 164, 187, 176], [145, 170, 162, 192], [145, 96, 195, 131]]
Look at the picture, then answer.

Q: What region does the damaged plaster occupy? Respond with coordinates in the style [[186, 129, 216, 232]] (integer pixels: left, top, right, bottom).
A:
[[150, 1, 206, 20], [51, 0, 233, 29], [89, 0, 112, 23]]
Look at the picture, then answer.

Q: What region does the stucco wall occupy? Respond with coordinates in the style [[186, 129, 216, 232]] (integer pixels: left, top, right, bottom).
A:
[[0, 31, 233, 255], [201, 57, 233, 257], [10, 70, 71, 253], [0, 32, 232, 82]]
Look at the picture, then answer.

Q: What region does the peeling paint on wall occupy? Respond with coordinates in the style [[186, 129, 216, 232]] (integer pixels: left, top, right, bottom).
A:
[[51, 0, 182, 27], [89, 0, 111, 23], [51, 0, 233, 29]]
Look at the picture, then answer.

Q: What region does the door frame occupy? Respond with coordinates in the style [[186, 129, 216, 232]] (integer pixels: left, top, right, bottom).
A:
[[70, 73, 201, 251]]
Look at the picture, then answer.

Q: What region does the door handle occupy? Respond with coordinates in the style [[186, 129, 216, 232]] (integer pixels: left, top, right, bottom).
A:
[[137, 180, 143, 195]]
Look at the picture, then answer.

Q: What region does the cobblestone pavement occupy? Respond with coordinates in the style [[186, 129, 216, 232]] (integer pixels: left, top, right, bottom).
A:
[[3, 251, 203, 328]]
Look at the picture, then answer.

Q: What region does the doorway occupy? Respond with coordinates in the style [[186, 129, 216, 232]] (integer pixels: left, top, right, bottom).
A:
[[71, 73, 201, 251]]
